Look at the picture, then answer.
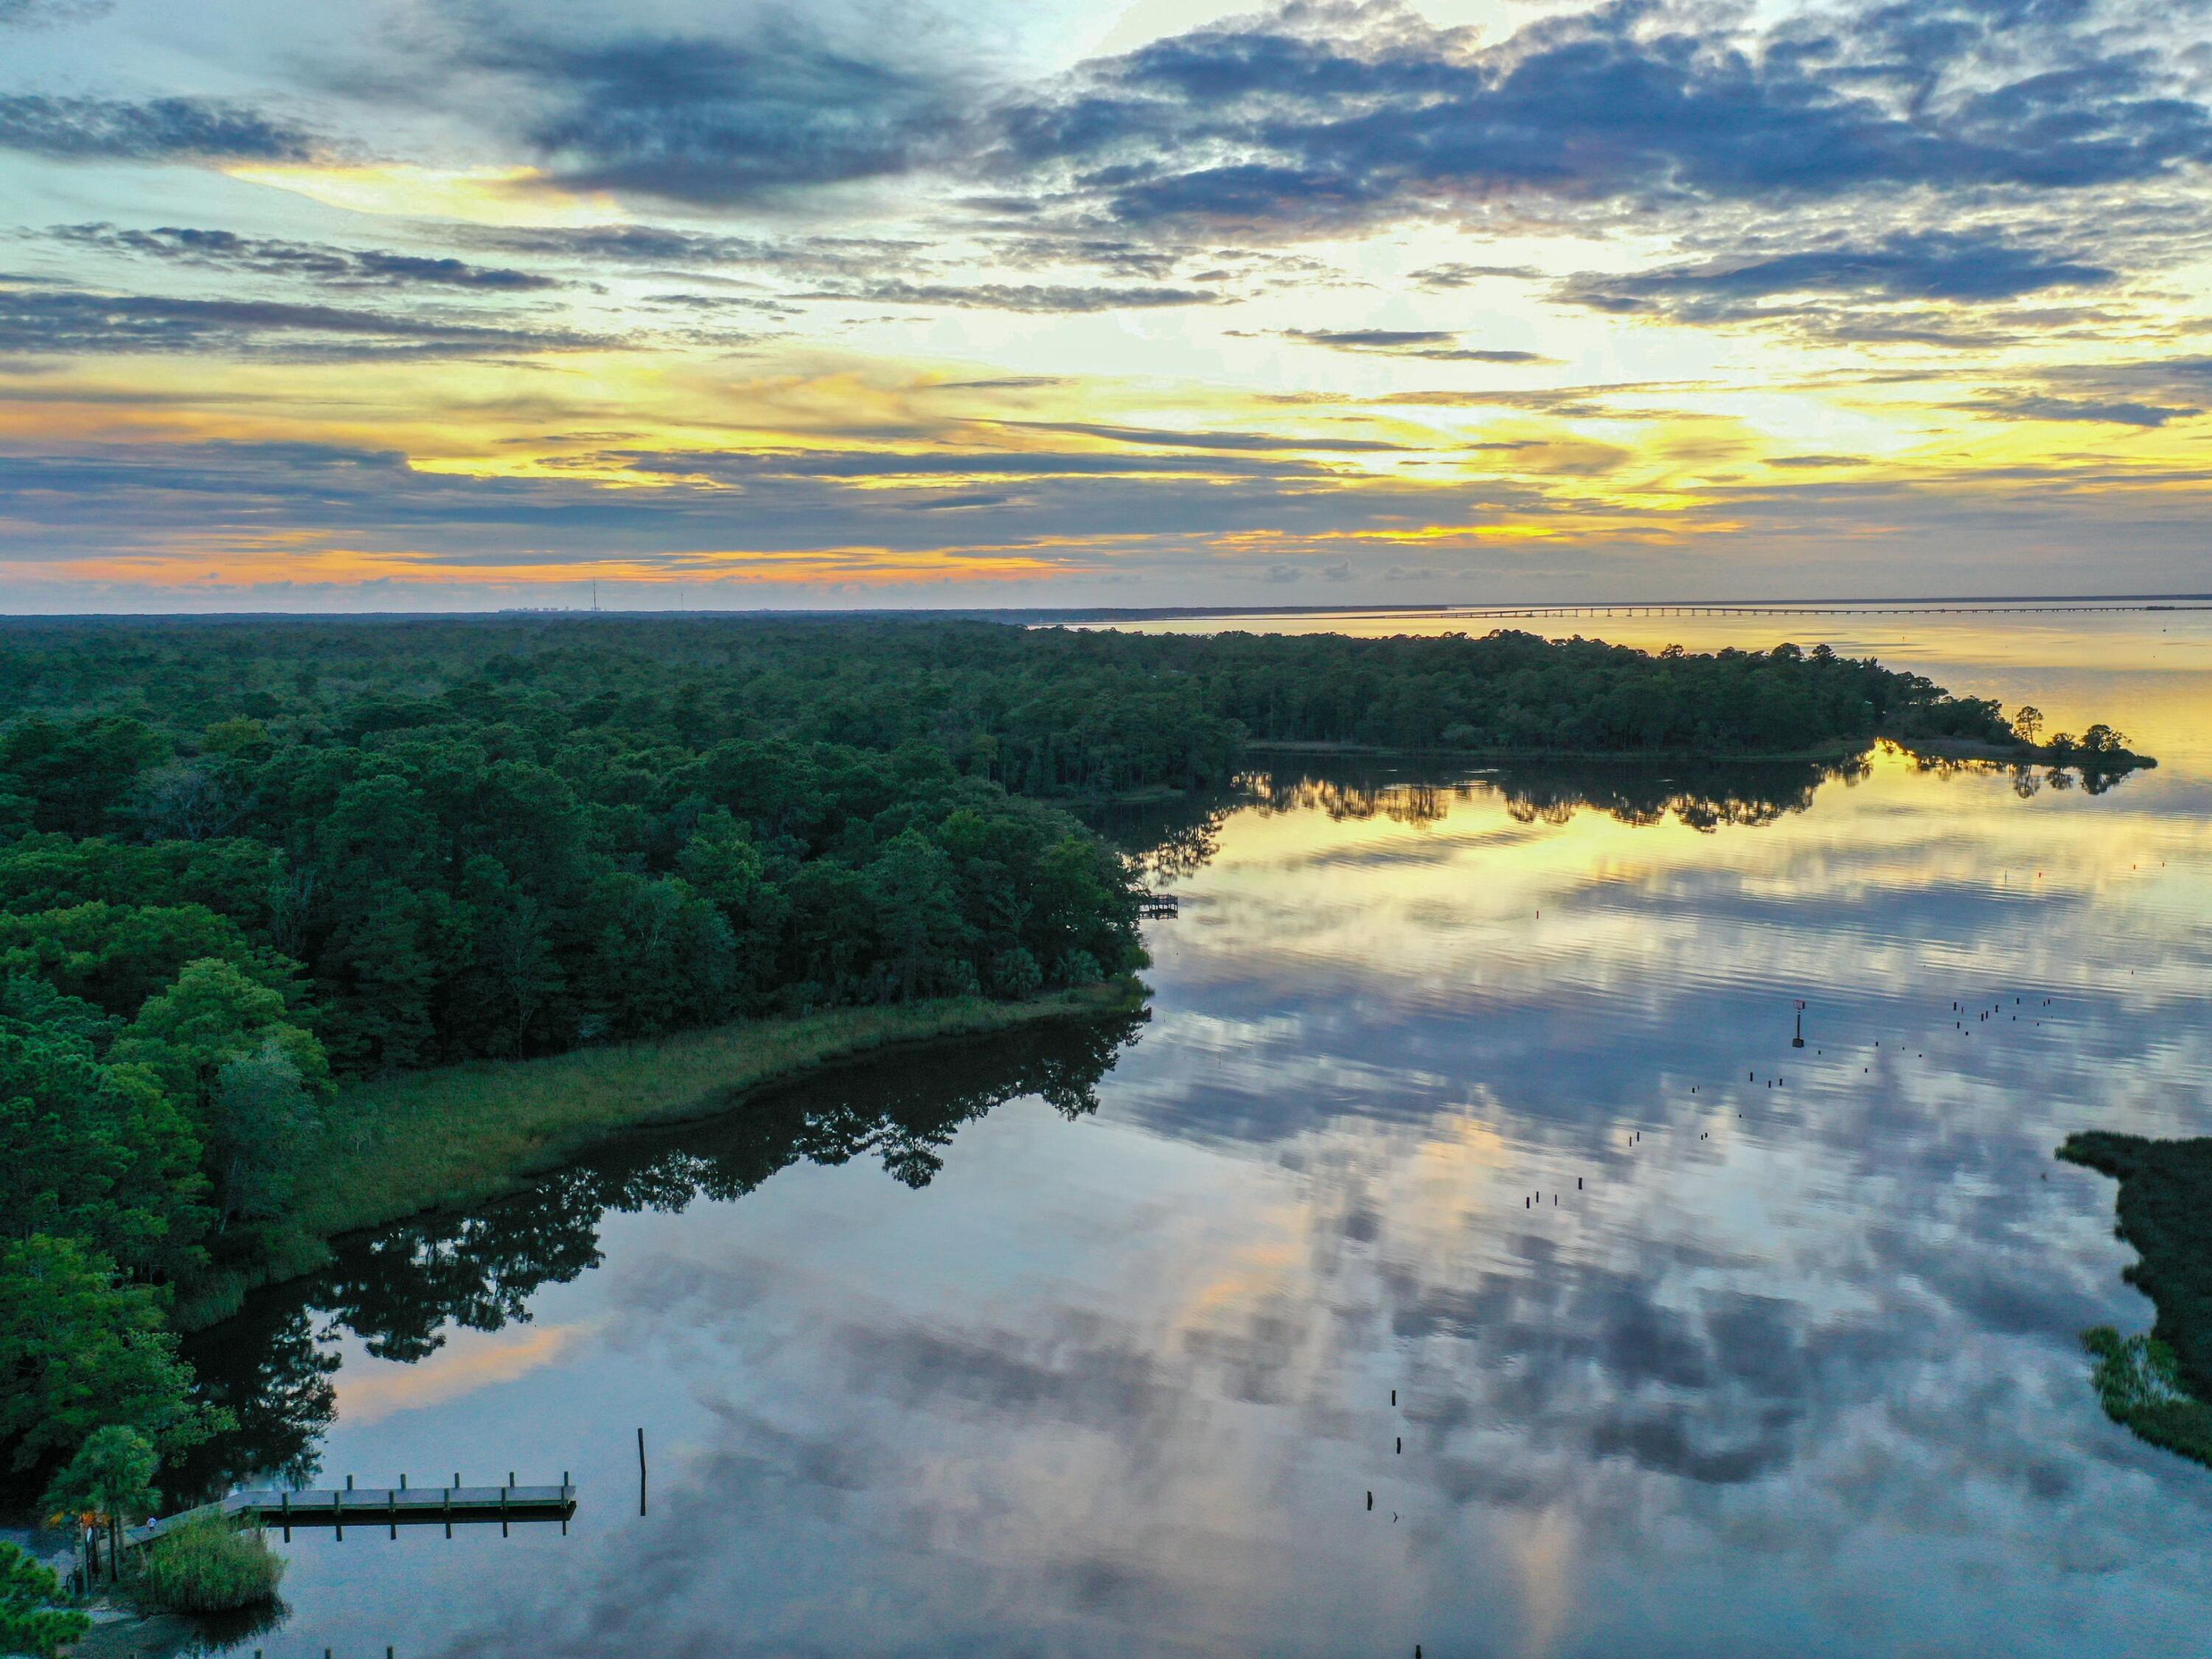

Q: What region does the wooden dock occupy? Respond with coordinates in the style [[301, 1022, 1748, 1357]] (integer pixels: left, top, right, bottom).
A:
[[127, 1479, 576, 1545], [1136, 892, 1180, 919]]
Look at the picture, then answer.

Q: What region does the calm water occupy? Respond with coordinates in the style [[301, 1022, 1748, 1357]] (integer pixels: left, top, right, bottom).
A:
[[192, 613, 2212, 1658]]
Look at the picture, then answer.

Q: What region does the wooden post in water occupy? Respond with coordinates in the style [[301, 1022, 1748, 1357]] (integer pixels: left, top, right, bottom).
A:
[[639, 1427, 648, 1516]]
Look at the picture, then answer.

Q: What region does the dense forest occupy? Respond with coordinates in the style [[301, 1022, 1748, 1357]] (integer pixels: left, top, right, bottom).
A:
[[0, 614, 2136, 1518], [0, 616, 2143, 799]]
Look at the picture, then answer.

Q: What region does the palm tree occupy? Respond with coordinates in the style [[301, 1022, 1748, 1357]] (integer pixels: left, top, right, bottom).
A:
[[44, 1426, 160, 1583]]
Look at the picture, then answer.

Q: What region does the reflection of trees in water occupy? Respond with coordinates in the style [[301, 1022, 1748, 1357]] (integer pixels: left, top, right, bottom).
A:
[[1492, 756, 1869, 832], [1083, 782, 1262, 885], [1256, 774, 1462, 825], [1249, 757, 1868, 834], [175, 1299, 338, 1498], [1091, 755, 1868, 886], [181, 1015, 1145, 1498], [1906, 750, 2137, 799]]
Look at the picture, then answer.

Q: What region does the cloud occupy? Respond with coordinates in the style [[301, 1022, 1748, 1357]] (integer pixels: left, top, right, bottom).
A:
[[996, 419, 1401, 452], [609, 445, 1343, 481], [0, 284, 602, 358], [1969, 394, 2201, 426], [47, 224, 561, 291], [998, 0, 2212, 235], [0, 0, 109, 24], [450, 15, 978, 206], [1411, 262, 1541, 288], [1282, 327, 1549, 363], [793, 279, 1218, 313], [0, 94, 315, 161], [1558, 230, 2117, 320]]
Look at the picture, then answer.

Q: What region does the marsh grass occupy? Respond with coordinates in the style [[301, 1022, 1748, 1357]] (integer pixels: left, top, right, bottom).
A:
[[2062, 1131, 2212, 1467], [2083, 1328, 2212, 1465], [295, 985, 1140, 1243], [138, 1515, 284, 1614]]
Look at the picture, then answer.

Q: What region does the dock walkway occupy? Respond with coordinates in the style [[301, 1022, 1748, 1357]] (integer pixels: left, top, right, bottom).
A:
[[127, 1481, 576, 1545]]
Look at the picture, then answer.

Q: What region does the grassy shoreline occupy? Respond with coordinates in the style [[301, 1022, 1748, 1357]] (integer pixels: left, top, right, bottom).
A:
[[2059, 1131, 2212, 1465], [177, 982, 1144, 1326]]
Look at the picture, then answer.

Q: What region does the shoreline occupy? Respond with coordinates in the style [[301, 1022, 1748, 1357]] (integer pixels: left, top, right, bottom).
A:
[[1239, 736, 2156, 770], [1242, 738, 1864, 763], [2058, 1131, 2212, 1466], [177, 981, 1147, 1326]]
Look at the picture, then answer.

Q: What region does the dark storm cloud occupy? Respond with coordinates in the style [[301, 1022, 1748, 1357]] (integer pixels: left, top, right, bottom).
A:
[[1282, 327, 1549, 362], [0, 284, 600, 358], [0, 94, 315, 161], [1557, 231, 2116, 319], [995, 0, 2212, 233], [46, 224, 560, 291]]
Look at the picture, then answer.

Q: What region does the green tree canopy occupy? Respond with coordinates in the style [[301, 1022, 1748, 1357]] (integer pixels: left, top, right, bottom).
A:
[[112, 956, 327, 1115], [0, 1542, 88, 1658], [0, 1235, 223, 1469]]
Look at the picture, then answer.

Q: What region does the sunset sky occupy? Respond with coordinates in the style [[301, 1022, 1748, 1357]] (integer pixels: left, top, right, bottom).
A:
[[2, 0, 2209, 610]]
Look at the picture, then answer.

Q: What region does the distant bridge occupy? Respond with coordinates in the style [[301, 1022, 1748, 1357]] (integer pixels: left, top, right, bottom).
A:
[[1445, 601, 2212, 620]]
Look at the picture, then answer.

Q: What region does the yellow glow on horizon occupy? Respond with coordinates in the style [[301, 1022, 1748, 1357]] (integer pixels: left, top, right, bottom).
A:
[[32, 542, 1085, 590], [223, 163, 625, 226]]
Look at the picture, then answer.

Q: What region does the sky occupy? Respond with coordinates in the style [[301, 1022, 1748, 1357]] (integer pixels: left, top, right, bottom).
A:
[[1, 0, 2209, 611]]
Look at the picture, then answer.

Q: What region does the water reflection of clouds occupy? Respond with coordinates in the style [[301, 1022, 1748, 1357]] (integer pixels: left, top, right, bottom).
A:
[[331, 1322, 593, 1425], [417, 1082, 2212, 1657]]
